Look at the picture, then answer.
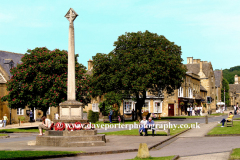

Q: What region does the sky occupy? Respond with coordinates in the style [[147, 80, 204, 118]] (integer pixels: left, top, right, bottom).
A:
[[0, 0, 240, 70]]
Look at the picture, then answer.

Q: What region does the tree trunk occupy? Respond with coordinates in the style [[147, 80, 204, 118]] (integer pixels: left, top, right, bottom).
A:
[[135, 91, 146, 120]]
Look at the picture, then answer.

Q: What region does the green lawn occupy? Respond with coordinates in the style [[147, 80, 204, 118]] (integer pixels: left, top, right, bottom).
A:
[[234, 117, 240, 120], [210, 113, 227, 116], [126, 156, 175, 160], [92, 120, 169, 128], [101, 124, 191, 136], [0, 151, 84, 159], [0, 134, 8, 137], [207, 121, 240, 135], [0, 128, 43, 133], [160, 116, 204, 119], [230, 148, 240, 159]]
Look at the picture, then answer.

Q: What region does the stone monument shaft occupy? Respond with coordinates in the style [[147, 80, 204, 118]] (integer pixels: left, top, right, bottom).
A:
[[65, 8, 78, 101]]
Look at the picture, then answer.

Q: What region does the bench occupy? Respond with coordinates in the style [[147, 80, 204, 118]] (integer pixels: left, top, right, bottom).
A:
[[147, 128, 170, 136], [225, 119, 233, 127]]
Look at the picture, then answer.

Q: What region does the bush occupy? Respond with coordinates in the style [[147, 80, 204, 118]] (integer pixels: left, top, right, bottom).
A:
[[88, 110, 99, 123]]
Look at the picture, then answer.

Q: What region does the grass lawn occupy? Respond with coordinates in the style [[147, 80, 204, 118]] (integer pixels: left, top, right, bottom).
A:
[[160, 116, 204, 119], [207, 121, 240, 135], [0, 128, 42, 133], [0, 151, 84, 159], [126, 156, 175, 160], [92, 120, 169, 128], [210, 113, 227, 116], [234, 117, 240, 120], [0, 134, 8, 136], [101, 124, 191, 136], [229, 148, 240, 159]]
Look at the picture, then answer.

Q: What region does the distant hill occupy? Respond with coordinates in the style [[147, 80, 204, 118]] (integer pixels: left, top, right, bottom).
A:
[[222, 66, 240, 84]]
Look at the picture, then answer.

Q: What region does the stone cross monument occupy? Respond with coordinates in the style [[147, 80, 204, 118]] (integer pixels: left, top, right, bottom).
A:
[[59, 8, 84, 120]]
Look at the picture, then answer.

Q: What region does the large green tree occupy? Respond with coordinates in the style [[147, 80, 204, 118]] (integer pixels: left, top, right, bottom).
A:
[[1, 47, 91, 115], [90, 30, 187, 118], [221, 78, 230, 106]]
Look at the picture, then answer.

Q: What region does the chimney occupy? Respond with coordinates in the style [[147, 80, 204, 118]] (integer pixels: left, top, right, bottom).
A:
[[196, 59, 200, 63], [235, 75, 239, 84], [193, 59, 197, 64], [187, 57, 193, 64], [200, 61, 203, 72], [88, 59, 93, 70]]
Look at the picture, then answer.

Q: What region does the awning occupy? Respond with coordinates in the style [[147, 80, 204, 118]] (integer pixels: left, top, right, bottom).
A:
[[217, 102, 225, 105]]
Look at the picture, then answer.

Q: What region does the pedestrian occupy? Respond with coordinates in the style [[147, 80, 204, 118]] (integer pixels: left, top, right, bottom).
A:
[[190, 106, 193, 116], [38, 116, 51, 136], [3, 114, 8, 128], [187, 107, 190, 116], [234, 105, 237, 115], [29, 110, 33, 122], [109, 109, 113, 123], [132, 109, 135, 121], [118, 116, 121, 122], [55, 112, 59, 120]]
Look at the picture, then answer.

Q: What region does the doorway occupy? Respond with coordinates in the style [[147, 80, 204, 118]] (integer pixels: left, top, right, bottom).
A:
[[168, 104, 174, 116]]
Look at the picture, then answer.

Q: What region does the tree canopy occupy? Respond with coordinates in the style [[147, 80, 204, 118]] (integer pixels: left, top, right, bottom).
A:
[[1, 47, 91, 115], [221, 78, 230, 106], [222, 66, 240, 84], [90, 30, 187, 117]]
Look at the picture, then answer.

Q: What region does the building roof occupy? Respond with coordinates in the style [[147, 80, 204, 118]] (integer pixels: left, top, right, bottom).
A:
[[214, 70, 222, 88], [229, 84, 240, 93], [184, 63, 212, 78], [85, 69, 93, 76], [200, 85, 207, 92], [0, 50, 24, 76]]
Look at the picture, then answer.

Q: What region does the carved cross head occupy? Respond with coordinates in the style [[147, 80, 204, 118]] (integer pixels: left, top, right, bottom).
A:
[[65, 8, 78, 23]]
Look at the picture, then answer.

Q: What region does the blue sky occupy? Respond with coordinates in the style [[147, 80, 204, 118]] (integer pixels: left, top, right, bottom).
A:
[[0, 0, 240, 70]]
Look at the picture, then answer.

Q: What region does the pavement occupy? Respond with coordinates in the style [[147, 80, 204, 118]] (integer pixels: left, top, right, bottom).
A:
[[0, 111, 239, 160]]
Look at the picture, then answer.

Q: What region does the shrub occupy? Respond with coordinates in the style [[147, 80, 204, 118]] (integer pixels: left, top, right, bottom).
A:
[[88, 110, 99, 123]]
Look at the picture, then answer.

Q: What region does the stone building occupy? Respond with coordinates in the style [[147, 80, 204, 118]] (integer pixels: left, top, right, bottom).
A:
[[229, 75, 240, 106], [0, 50, 58, 124], [177, 72, 203, 115], [185, 57, 216, 111], [84, 59, 204, 118]]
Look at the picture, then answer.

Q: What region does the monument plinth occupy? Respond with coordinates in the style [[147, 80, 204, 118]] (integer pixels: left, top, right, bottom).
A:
[[36, 8, 106, 147]]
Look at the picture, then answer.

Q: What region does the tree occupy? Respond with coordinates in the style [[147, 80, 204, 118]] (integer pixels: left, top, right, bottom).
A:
[[90, 30, 187, 118], [221, 78, 230, 106], [1, 47, 91, 115]]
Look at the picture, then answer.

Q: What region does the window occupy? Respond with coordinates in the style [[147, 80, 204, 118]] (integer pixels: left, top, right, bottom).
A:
[[154, 101, 162, 113], [142, 100, 150, 113], [92, 103, 99, 112], [188, 88, 193, 98], [17, 108, 24, 115], [178, 87, 183, 97], [124, 101, 134, 114]]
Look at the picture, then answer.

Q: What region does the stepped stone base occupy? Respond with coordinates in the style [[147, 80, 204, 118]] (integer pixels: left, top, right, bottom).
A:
[[36, 130, 106, 147]]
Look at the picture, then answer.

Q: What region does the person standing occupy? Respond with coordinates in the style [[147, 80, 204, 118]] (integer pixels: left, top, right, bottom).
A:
[[187, 107, 190, 116], [132, 109, 135, 121], [190, 106, 193, 116], [109, 109, 113, 123], [29, 110, 33, 122], [3, 114, 8, 128], [234, 105, 237, 115]]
